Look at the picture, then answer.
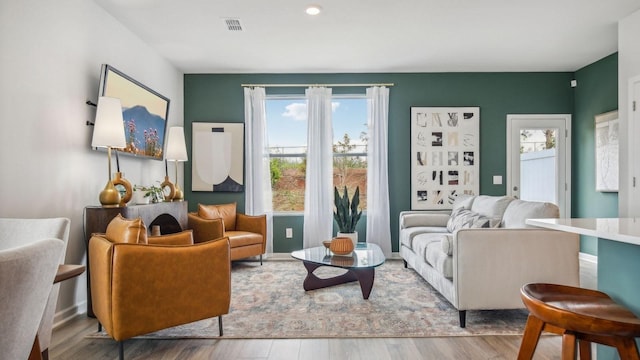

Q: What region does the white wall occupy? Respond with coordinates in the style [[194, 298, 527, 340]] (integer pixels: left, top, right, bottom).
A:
[[0, 0, 183, 321], [618, 8, 640, 216]]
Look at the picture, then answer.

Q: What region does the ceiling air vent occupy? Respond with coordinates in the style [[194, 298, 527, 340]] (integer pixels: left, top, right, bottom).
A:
[[224, 18, 243, 31]]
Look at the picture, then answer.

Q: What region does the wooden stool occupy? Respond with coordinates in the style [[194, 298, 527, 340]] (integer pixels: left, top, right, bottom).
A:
[[518, 283, 640, 360]]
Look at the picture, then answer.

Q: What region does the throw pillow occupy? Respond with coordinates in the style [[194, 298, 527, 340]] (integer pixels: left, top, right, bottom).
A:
[[446, 208, 491, 233], [198, 203, 237, 231], [105, 214, 148, 244]]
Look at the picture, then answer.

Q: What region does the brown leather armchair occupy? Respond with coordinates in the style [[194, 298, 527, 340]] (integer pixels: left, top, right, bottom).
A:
[[188, 202, 266, 264], [89, 215, 230, 360]]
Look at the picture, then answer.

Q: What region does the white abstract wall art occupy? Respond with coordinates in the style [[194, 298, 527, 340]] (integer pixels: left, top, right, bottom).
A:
[[410, 107, 480, 210], [192, 122, 244, 192], [595, 110, 619, 192]]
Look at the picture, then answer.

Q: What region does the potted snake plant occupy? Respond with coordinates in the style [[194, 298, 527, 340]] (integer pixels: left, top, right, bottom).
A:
[[333, 186, 362, 246]]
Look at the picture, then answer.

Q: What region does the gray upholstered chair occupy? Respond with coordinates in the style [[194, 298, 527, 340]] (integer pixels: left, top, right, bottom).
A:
[[0, 238, 64, 360], [0, 217, 70, 359]]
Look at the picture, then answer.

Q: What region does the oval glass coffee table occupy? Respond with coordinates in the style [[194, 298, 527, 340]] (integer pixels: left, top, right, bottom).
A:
[[291, 242, 385, 299]]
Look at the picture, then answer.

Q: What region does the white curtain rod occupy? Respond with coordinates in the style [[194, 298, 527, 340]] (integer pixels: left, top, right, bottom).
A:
[[241, 83, 394, 88]]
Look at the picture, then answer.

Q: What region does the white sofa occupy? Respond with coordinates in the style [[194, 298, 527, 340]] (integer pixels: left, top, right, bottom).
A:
[[399, 195, 580, 327]]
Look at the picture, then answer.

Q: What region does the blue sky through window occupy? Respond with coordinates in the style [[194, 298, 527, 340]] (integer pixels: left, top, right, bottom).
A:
[[266, 97, 367, 153]]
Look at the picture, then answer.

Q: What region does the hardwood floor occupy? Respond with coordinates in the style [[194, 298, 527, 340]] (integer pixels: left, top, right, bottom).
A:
[[50, 258, 596, 359]]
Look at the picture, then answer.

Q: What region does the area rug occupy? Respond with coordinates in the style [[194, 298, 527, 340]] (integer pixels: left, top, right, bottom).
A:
[[87, 260, 529, 339]]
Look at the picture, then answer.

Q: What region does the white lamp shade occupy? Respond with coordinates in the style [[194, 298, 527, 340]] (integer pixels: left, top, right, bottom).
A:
[[91, 96, 126, 148], [165, 126, 188, 161]]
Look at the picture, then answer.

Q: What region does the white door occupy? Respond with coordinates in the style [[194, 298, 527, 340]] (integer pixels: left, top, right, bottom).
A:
[[506, 115, 571, 217]]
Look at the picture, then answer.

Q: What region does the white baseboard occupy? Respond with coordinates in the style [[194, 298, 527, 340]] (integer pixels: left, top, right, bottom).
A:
[[53, 301, 86, 329], [579, 252, 598, 265]]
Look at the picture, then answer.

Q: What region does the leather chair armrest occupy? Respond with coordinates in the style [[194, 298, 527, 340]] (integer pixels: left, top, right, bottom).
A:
[[107, 237, 231, 341], [236, 213, 267, 251], [88, 235, 115, 334], [188, 213, 224, 244], [148, 230, 194, 245]]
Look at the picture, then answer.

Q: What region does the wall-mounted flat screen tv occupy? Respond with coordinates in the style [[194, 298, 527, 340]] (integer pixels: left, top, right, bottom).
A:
[[93, 64, 170, 161]]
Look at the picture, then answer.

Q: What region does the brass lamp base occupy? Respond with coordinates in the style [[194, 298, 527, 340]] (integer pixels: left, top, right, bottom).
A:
[[99, 180, 121, 207], [173, 186, 184, 201]]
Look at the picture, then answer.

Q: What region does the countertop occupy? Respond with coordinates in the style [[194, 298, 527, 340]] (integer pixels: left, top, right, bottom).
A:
[[526, 218, 640, 246]]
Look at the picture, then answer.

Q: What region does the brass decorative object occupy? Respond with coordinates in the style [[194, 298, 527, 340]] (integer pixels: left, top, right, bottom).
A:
[[161, 175, 176, 201], [160, 161, 176, 201], [113, 172, 132, 207]]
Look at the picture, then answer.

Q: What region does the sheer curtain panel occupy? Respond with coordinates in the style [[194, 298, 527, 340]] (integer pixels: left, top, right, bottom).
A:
[[244, 87, 274, 255], [366, 86, 392, 256], [303, 87, 334, 248]]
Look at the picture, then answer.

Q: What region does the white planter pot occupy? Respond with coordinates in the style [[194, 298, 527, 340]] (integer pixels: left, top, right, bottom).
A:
[[133, 190, 150, 205], [337, 231, 358, 248]]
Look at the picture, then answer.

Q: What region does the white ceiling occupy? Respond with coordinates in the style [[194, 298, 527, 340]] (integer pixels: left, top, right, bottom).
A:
[[94, 0, 640, 74]]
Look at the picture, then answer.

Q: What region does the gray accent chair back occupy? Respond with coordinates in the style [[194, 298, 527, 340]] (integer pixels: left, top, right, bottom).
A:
[[0, 217, 70, 358], [0, 237, 64, 359]]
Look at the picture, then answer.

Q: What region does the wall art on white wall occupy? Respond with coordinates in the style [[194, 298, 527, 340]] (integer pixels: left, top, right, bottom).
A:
[[595, 110, 619, 192], [192, 122, 244, 192], [410, 107, 480, 210]]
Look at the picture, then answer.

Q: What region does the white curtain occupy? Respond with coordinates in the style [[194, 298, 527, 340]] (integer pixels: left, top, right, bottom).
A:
[[244, 87, 273, 255], [303, 87, 334, 248], [366, 86, 392, 256]]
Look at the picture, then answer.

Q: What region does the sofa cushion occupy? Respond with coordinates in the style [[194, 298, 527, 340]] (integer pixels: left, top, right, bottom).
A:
[[440, 234, 454, 256], [501, 199, 560, 228], [401, 213, 451, 228], [105, 214, 147, 244], [198, 203, 237, 230], [225, 230, 264, 247], [400, 226, 448, 249], [446, 208, 491, 232], [424, 237, 453, 279], [470, 195, 514, 219]]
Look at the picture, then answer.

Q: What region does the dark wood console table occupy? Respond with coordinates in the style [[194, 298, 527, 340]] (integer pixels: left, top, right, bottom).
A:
[[83, 201, 188, 317]]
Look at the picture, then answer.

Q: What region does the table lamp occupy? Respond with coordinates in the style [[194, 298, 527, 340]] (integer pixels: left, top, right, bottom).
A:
[[165, 126, 188, 201], [91, 96, 126, 207]]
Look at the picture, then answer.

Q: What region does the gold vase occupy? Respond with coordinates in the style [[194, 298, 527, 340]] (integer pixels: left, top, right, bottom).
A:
[[113, 172, 132, 207], [160, 175, 176, 201]]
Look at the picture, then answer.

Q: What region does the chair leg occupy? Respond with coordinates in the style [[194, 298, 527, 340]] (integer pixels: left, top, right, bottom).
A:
[[98, 322, 102, 332], [218, 316, 223, 336], [459, 310, 466, 328], [615, 337, 640, 360], [260, 254, 263, 265], [561, 332, 578, 360], [578, 340, 591, 360], [119, 341, 124, 360], [517, 315, 545, 360], [403, 260, 407, 268]]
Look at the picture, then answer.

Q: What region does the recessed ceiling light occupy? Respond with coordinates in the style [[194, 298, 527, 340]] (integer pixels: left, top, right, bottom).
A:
[[305, 5, 322, 16]]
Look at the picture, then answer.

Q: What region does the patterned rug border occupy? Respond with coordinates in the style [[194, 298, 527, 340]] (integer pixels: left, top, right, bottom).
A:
[[86, 259, 530, 340]]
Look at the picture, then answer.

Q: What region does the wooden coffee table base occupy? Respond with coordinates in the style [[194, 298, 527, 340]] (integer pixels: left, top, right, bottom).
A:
[[302, 261, 375, 299]]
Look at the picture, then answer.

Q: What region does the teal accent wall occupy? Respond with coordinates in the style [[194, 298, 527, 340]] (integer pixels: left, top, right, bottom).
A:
[[597, 238, 640, 359], [184, 72, 574, 252], [573, 53, 619, 255]]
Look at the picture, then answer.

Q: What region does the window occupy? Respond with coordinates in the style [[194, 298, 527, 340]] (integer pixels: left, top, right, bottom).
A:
[[266, 96, 367, 212]]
